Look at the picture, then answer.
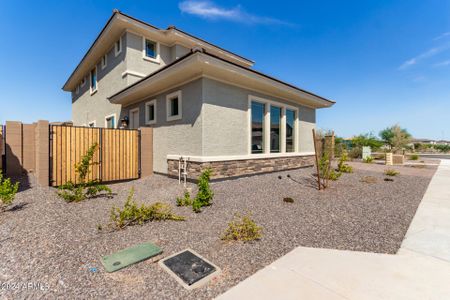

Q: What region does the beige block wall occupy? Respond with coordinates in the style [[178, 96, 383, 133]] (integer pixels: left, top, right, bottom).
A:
[[5, 121, 23, 176], [22, 123, 36, 172]]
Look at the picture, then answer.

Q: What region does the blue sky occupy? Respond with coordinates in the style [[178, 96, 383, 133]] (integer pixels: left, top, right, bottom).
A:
[[0, 0, 449, 139]]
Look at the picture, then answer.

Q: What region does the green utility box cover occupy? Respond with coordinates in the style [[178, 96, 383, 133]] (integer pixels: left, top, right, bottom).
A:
[[102, 242, 162, 272]]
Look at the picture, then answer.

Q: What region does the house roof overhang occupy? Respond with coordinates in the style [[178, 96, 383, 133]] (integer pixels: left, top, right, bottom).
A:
[[108, 50, 335, 109], [62, 10, 254, 92]]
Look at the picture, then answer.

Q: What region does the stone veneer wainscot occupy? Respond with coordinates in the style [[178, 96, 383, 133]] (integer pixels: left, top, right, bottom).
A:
[[167, 155, 315, 180]]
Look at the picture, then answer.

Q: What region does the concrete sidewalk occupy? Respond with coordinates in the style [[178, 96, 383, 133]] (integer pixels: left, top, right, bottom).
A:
[[217, 160, 450, 300]]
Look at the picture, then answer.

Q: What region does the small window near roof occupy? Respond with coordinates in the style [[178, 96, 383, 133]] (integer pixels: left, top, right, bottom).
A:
[[166, 91, 182, 121], [101, 54, 107, 69], [81, 77, 86, 87], [90, 67, 97, 94], [75, 85, 79, 95], [115, 38, 122, 56], [145, 39, 156, 58], [145, 100, 157, 125]]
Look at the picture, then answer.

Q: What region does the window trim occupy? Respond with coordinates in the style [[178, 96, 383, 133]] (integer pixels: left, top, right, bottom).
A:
[[90, 67, 98, 95], [104, 113, 117, 128], [248, 95, 299, 155], [145, 99, 157, 125], [142, 37, 160, 63], [88, 121, 96, 127], [166, 91, 182, 121], [81, 77, 86, 87], [114, 37, 122, 57], [75, 85, 80, 95], [101, 54, 107, 69]]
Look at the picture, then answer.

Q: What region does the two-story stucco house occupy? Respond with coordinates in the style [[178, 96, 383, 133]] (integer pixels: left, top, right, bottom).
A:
[[63, 10, 335, 180]]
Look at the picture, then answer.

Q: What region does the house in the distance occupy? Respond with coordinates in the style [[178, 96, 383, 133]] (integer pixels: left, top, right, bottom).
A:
[[63, 10, 335, 179]]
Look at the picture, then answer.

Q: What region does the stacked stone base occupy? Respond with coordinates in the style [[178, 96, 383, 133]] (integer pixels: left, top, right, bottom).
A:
[[167, 155, 315, 180]]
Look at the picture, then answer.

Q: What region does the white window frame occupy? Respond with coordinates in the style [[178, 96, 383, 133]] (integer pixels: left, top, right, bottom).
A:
[[166, 91, 182, 121], [104, 113, 117, 128], [248, 95, 299, 155], [142, 37, 160, 63], [90, 67, 98, 95], [129, 107, 140, 129], [88, 121, 96, 127], [81, 77, 86, 87], [145, 99, 157, 125], [101, 54, 107, 69], [115, 37, 122, 57]]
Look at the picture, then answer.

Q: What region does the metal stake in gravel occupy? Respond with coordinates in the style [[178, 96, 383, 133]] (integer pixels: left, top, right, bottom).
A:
[[159, 249, 221, 290], [101, 242, 162, 272]]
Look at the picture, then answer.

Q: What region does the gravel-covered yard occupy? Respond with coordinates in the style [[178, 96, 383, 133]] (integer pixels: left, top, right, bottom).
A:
[[0, 162, 436, 299]]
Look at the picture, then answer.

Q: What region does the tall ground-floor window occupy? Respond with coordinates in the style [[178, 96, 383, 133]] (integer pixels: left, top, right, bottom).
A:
[[270, 106, 282, 153], [251, 101, 265, 153], [286, 109, 295, 152]]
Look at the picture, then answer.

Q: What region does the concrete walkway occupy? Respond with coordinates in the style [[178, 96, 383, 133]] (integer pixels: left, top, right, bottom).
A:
[[217, 160, 450, 300]]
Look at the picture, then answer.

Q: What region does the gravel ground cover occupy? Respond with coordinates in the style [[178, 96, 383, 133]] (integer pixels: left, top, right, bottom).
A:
[[0, 162, 436, 299]]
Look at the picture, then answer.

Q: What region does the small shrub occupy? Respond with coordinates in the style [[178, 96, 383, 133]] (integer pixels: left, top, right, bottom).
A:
[[337, 151, 353, 173], [384, 178, 394, 182], [283, 197, 294, 203], [362, 156, 374, 163], [192, 169, 214, 213], [328, 169, 342, 181], [176, 191, 192, 207], [0, 171, 19, 210], [221, 214, 262, 242], [348, 147, 362, 159], [384, 169, 399, 176], [360, 176, 377, 184], [110, 188, 185, 229], [57, 143, 112, 202], [97, 224, 103, 231], [410, 154, 419, 160]]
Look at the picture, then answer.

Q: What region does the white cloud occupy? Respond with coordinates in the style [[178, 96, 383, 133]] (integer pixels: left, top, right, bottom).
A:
[[434, 32, 450, 41], [178, 1, 293, 26], [399, 45, 450, 70], [434, 59, 450, 67]]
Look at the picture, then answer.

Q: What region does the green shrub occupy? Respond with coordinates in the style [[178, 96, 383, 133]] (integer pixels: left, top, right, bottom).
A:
[[192, 168, 214, 213], [328, 169, 342, 180], [337, 151, 353, 173], [410, 154, 419, 160], [176, 191, 192, 206], [0, 171, 19, 210], [362, 156, 374, 163], [57, 143, 112, 202], [110, 188, 185, 229], [221, 214, 262, 242], [384, 169, 399, 176]]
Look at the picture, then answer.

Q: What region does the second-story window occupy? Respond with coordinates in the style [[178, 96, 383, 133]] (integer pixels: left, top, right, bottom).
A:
[[101, 54, 107, 69], [90, 67, 97, 94], [145, 39, 156, 58], [143, 37, 159, 62], [115, 37, 122, 56]]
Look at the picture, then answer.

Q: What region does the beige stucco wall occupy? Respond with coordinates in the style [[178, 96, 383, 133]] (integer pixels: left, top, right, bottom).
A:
[[71, 32, 192, 127]]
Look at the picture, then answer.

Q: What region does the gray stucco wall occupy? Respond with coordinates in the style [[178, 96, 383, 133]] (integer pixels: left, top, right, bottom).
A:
[[124, 79, 203, 173], [201, 77, 316, 156], [125, 32, 172, 84], [123, 77, 316, 174], [71, 34, 126, 127]]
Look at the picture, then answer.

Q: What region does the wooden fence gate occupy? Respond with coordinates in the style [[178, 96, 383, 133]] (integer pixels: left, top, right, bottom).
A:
[[50, 125, 140, 186]]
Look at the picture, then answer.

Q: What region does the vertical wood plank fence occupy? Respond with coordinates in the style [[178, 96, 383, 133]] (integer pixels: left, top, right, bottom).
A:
[[50, 125, 139, 186]]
